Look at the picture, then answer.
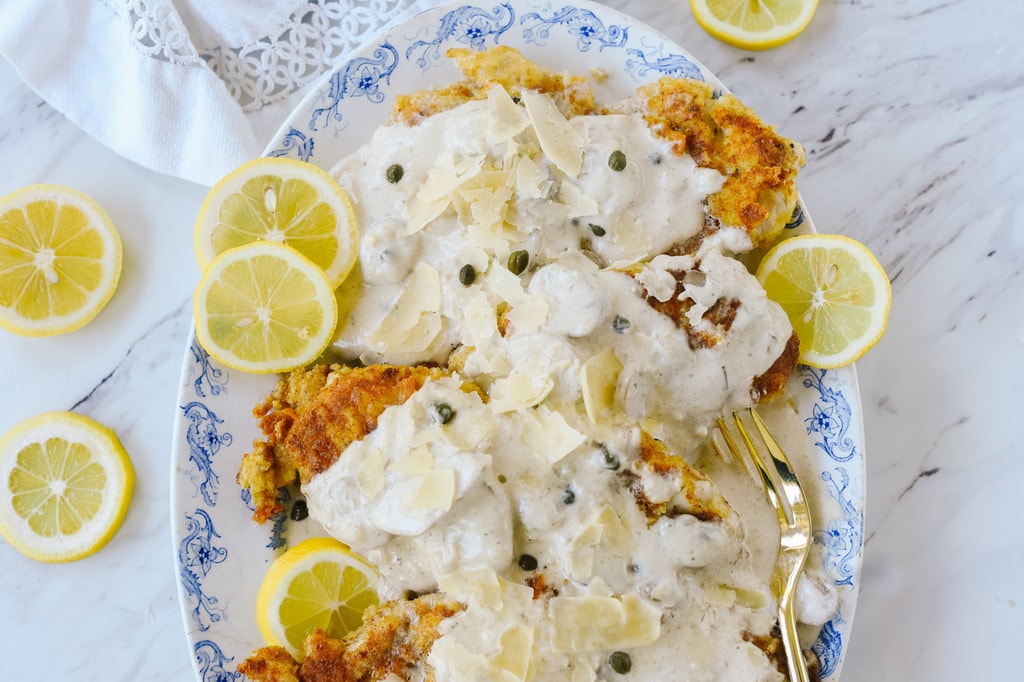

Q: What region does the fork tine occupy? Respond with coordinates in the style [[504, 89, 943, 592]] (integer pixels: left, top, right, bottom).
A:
[[730, 411, 790, 530], [713, 416, 756, 480], [747, 408, 810, 531], [717, 408, 813, 682]]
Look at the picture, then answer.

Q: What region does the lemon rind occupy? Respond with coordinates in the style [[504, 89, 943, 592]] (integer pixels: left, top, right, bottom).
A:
[[193, 241, 340, 375], [193, 157, 359, 288], [0, 185, 123, 337], [757, 233, 891, 369], [689, 0, 819, 50], [0, 411, 134, 563]]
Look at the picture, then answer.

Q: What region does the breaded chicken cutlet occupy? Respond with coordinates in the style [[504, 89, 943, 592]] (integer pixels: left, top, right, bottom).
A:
[[238, 364, 443, 522], [240, 595, 465, 682], [235, 45, 812, 682], [391, 45, 804, 249]]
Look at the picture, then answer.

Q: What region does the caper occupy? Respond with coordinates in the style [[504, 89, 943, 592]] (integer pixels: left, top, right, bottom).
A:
[[590, 223, 606, 237], [385, 163, 404, 183], [608, 150, 627, 171], [289, 500, 309, 522], [459, 263, 476, 286], [508, 249, 529, 275], [608, 651, 632, 674], [517, 554, 538, 571], [431, 402, 455, 425]]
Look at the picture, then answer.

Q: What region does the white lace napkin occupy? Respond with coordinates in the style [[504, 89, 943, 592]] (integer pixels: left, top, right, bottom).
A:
[[0, 0, 433, 186]]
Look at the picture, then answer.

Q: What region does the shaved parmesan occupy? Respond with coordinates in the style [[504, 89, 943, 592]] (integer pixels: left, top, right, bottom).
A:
[[549, 591, 662, 653], [355, 446, 386, 497], [486, 85, 531, 145], [390, 445, 434, 475], [404, 468, 457, 512], [368, 263, 443, 353], [520, 405, 585, 465], [490, 624, 535, 680], [557, 180, 600, 219], [522, 91, 585, 177], [580, 348, 623, 423], [490, 367, 554, 412], [438, 567, 503, 609]]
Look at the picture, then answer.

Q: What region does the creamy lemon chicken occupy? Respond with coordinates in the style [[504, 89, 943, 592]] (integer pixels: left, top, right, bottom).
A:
[[238, 47, 836, 682]]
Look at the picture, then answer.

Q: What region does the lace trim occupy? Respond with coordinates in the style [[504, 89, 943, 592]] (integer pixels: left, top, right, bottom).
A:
[[113, 0, 203, 66], [114, 0, 413, 112]]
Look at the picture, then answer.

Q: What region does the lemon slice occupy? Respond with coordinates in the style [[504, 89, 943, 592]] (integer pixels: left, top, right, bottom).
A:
[[756, 233, 891, 368], [193, 241, 339, 374], [256, 536, 379, 659], [194, 157, 358, 288], [0, 184, 122, 336], [690, 0, 819, 50], [0, 411, 134, 563]]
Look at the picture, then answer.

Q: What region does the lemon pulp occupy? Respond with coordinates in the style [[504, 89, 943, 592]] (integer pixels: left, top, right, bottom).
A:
[[0, 185, 122, 336], [194, 241, 339, 374], [757, 233, 891, 368], [0, 412, 134, 563], [194, 157, 358, 288], [690, 0, 819, 50], [256, 537, 379, 658]]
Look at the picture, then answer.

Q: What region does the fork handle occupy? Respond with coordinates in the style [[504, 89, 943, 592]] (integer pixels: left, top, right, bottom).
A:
[[779, 600, 812, 682]]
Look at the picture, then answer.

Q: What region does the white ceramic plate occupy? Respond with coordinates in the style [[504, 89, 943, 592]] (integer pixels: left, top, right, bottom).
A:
[[171, 1, 865, 679]]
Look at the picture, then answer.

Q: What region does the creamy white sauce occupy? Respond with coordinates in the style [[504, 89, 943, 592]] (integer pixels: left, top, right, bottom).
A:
[[305, 85, 836, 680]]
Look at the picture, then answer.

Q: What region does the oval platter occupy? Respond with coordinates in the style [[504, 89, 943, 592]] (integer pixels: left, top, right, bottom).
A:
[[171, 1, 865, 679]]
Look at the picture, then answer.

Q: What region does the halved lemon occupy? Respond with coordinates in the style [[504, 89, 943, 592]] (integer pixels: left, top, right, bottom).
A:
[[0, 184, 122, 336], [756, 233, 891, 368], [194, 157, 358, 288], [0, 411, 134, 563], [690, 0, 819, 50], [256, 536, 379, 659], [193, 241, 338, 374]]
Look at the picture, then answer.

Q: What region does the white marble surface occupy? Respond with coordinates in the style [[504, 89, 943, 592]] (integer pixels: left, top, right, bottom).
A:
[[1, 1, 1022, 680]]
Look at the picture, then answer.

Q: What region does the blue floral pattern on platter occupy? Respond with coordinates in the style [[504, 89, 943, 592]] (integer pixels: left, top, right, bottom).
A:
[[624, 42, 703, 81], [194, 640, 242, 682], [309, 43, 400, 132], [267, 127, 315, 162], [180, 401, 232, 506], [520, 5, 628, 51], [405, 3, 515, 67], [178, 508, 228, 632], [173, 2, 864, 680], [190, 340, 228, 399]]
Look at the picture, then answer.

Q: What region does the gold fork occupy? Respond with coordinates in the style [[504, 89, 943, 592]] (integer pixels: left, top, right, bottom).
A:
[[713, 408, 813, 682]]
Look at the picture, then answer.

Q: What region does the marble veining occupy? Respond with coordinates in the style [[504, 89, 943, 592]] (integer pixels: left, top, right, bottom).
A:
[[1, 1, 1023, 680]]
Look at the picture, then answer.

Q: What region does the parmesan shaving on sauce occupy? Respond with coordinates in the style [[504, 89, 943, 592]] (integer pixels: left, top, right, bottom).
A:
[[309, 81, 831, 680]]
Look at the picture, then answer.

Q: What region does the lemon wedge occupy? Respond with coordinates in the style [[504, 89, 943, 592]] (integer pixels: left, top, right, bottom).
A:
[[0, 184, 122, 336], [193, 241, 339, 374], [194, 157, 358, 288], [690, 0, 819, 50], [756, 233, 891, 368], [256, 537, 379, 659], [0, 412, 134, 563]]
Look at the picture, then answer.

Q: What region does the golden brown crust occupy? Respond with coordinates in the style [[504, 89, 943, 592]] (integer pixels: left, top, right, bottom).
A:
[[750, 331, 800, 403], [745, 626, 822, 682], [628, 430, 733, 524], [240, 596, 465, 682], [237, 364, 443, 523], [634, 77, 805, 247], [633, 266, 800, 402], [391, 45, 603, 125]]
